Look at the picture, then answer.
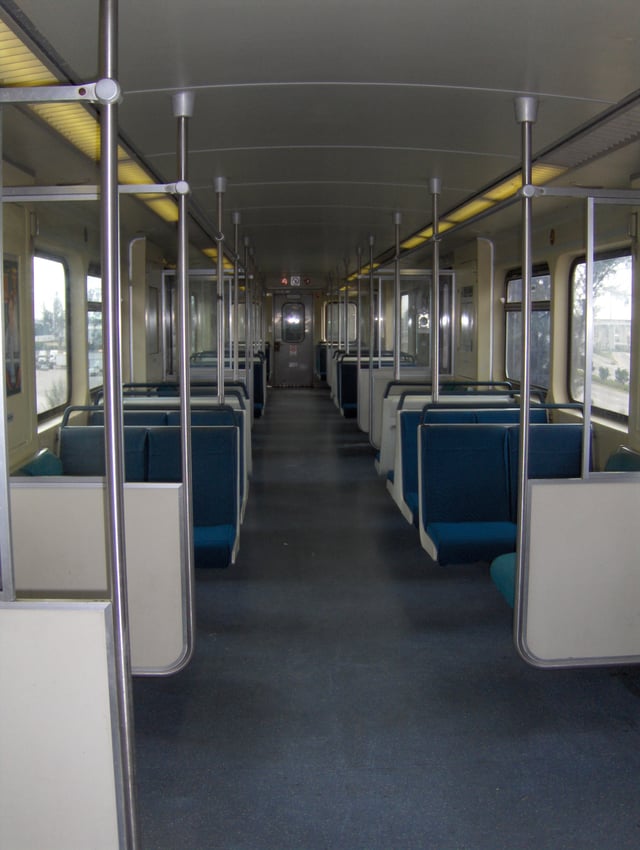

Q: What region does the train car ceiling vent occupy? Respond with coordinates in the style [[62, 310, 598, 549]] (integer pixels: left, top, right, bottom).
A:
[[538, 91, 640, 171]]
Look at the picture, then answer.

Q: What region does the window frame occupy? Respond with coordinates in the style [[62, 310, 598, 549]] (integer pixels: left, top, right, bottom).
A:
[[503, 264, 551, 391], [86, 268, 103, 392], [568, 248, 632, 423], [33, 251, 71, 420]]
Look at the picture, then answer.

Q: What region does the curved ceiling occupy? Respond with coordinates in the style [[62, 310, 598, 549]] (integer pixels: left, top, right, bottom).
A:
[[3, 0, 640, 285]]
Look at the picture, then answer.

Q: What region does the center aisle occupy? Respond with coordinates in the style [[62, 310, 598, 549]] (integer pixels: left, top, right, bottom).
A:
[[134, 387, 640, 850]]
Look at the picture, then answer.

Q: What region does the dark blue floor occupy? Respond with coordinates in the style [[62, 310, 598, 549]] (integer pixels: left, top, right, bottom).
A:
[[134, 387, 640, 849]]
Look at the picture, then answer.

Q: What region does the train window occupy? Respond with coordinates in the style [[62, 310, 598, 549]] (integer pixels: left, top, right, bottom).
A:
[[325, 301, 357, 343], [190, 293, 199, 353], [87, 273, 102, 389], [504, 268, 551, 389], [281, 302, 305, 343], [33, 255, 70, 416], [569, 251, 632, 418]]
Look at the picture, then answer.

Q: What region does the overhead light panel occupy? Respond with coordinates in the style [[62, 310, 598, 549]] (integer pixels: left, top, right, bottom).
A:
[[203, 247, 234, 271], [444, 198, 494, 224], [400, 234, 428, 250], [0, 16, 178, 223]]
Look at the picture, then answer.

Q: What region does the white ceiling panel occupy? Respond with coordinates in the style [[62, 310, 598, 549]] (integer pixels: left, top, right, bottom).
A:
[[3, 0, 640, 281]]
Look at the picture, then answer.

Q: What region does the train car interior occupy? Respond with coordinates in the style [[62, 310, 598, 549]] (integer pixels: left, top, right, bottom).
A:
[[1, 1, 640, 848]]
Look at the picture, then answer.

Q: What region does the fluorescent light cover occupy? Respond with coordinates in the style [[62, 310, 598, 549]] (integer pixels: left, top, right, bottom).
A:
[[445, 198, 494, 223], [400, 235, 428, 250], [483, 164, 566, 202], [483, 175, 522, 202], [203, 248, 233, 270], [531, 163, 566, 184], [0, 19, 55, 85], [0, 18, 179, 223]]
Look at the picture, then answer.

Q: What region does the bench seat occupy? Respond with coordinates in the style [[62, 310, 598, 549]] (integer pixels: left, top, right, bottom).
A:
[[418, 422, 584, 566], [58, 423, 240, 568]]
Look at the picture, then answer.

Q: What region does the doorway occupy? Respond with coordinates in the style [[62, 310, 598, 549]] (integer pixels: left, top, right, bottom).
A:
[[272, 292, 314, 387]]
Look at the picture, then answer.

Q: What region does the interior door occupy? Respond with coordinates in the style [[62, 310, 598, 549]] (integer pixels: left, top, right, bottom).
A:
[[272, 292, 313, 387]]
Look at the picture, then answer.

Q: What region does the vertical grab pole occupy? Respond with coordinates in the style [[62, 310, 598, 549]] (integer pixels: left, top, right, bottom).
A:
[[337, 265, 343, 350], [513, 96, 538, 654], [393, 211, 402, 381], [215, 177, 226, 405], [583, 197, 595, 478], [344, 259, 350, 355], [0, 107, 16, 603], [367, 235, 376, 439], [172, 90, 195, 664], [430, 178, 441, 402], [356, 246, 363, 368], [232, 212, 241, 383], [99, 0, 139, 846], [243, 235, 252, 398], [377, 271, 383, 368]]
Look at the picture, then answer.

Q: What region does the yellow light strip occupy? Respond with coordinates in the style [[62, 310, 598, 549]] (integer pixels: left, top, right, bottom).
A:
[[401, 164, 567, 250], [531, 162, 567, 185], [481, 164, 566, 203], [203, 247, 234, 271], [444, 197, 494, 223], [400, 235, 428, 250], [0, 18, 179, 223], [0, 21, 55, 85], [30, 101, 101, 160], [360, 262, 380, 274], [482, 174, 523, 202]]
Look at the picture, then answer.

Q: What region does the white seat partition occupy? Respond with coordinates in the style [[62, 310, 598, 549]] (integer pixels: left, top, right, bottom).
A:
[[518, 473, 640, 667], [370, 369, 430, 450], [10, 478, 189, 675], [0, 600, 126, 849], [376, 394, 432, 476]]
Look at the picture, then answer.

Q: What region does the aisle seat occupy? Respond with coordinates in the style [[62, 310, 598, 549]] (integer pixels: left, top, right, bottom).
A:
[[147, 425, 240, 568], [418, 422, 584, 565], [419, 424, 515, 565], [57, 423, 240, 568], [389, 405, 547, 526]]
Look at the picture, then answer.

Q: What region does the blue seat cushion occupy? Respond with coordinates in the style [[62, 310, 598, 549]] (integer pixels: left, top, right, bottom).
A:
[[193, 524, 237, 569], [426, 521, 517, 565], [490, 552, 517, 607]]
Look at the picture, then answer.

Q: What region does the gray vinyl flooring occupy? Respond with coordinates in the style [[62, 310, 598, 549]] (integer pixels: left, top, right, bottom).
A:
[[134, 387, 640, 850]]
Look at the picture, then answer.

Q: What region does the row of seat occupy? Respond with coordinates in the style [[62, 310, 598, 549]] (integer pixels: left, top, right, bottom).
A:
[[373, 388, 587, 570], [388, 404, 549, 525], [58, 423, 240, 569], [65, 402, 249, 515], [375, 383, 519, 476], [418, 422, 584, 565]]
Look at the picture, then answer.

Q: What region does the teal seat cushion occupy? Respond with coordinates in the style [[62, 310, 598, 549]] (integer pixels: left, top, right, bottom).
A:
[[605, 446, 640, 471], [426, 521, 517, 566], [16, 448, 63, 476], [490, 552, 517, 607]]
